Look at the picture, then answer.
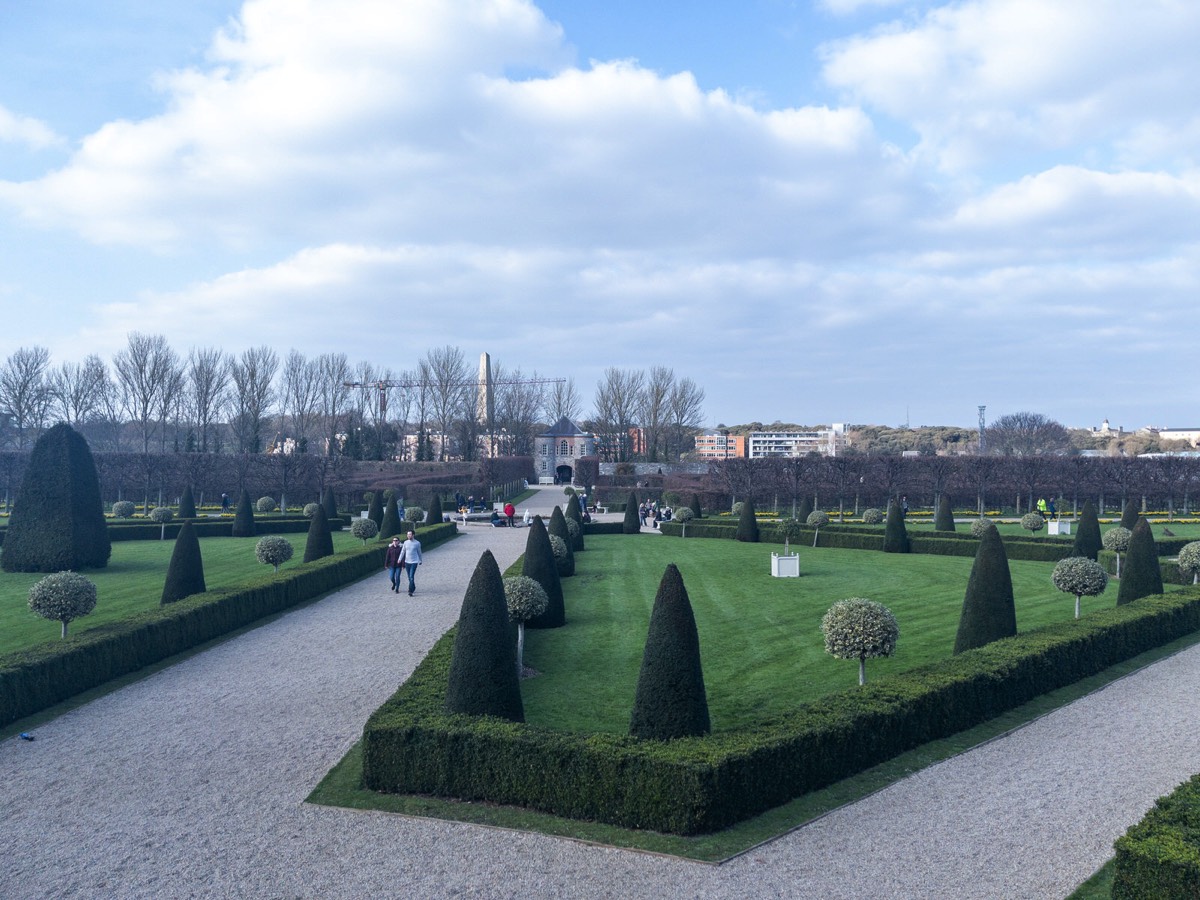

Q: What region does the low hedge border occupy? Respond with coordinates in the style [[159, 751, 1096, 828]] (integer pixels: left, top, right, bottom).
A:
[[0, 522, 457, 727], [0, 515, 351, 546], [361, 585, 1200, 835], [1113, 772, 1200, 898]]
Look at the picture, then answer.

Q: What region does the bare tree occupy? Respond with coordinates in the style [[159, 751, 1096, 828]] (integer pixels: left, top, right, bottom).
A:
[[492, 362, 545, 456], [153, 347, 185, 453], [665, 376, 706, 461], [388, 370, 417, 461], [545, 377, 582, 424], [186, 347, 230, 453], [315, 352, 351, 456], [987, 412, 1071, 457], [411, 359, 434, 461], [639, 366, 674, 462], [422, 345, 471, 461], [279, 350, 320, 453], [228, 346, 279, 453], [593, 367, 645, 462], [0, 346, 53, 449], [49, 354, 108, 429], [113, 332, 176, 454]]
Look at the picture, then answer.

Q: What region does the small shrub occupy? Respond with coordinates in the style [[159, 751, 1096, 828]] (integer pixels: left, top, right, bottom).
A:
[[1102, 526, 1133, 578], [1051, 556, 1109, 618], [675, 506, 695, 538], [303, 502, 321, 519], [821, 597, 899, 686], [776, 517, 804, 555], [1020, 513, 1045, 534], [150, 506, 174, 540], [256, 496, 278, 513], [404, 506, 425, 525], [350, 517, 380, 545], [806, 510, 829, 547], [255, 536, 294, 573], [548, 534, 570, 576], [970, 518, 995, 538], [29, 571, 97, 638], [112, 501, 136, 519], [861, 508, 883, 525], [504, 575, 549, 674], [1179, 541, 1200, 585]]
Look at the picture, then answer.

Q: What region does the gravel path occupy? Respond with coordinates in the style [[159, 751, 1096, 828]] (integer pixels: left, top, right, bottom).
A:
[[2, 486, 1198, 899]]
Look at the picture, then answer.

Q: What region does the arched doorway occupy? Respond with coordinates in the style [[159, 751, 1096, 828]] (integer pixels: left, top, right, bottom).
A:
[[556, 464, 573, 485]]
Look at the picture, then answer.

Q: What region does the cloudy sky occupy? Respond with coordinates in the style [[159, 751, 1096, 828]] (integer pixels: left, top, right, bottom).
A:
[[1, 0, 1197, 431]]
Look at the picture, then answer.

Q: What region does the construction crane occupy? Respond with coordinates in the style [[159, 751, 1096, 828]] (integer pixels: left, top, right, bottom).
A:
[[341, 375, 565, 418]]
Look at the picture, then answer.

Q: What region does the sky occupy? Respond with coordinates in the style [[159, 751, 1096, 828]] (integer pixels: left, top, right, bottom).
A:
[[1, 0, 1197, 431]]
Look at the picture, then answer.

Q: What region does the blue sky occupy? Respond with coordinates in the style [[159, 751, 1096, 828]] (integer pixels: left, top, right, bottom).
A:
[[1, 0, 1197, 431]]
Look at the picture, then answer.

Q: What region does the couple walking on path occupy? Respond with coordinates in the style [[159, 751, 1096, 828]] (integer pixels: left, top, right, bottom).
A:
[[383, 530, 423, 595]]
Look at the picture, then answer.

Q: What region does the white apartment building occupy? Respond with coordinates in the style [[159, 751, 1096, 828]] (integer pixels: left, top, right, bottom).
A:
[[746, 424, 849, 458]]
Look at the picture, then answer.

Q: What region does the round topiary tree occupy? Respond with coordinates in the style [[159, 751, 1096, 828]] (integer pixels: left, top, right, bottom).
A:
[[564, 493, 585, 551], [629, 564, 711, 741], [425, 494, 443, 525], [776, 517, 803, 555], [1072, 500, 1102, 561], [548, 507, 575, 576], [690, 494, 703, 520], [444, 549, 524, 722], [504, 574, 549, 676], [2, 423, 111, 573], [303, 502, 321, 518], [622, 491, 641, 534], [953, 524, 1016, 654], [883, 498, 910, 554], [321, 486, 342, 531], [821, 597, 899, 686], [970, 517, 995, 538], [150, 506, 174, 540], [736, 496, 760, 543], [232, 489, 256, 538], [404, 506, 425, 526], [256, 496, 278, 514], [806, 510, 829, 548], [28, 570, 97, 639], [161, 519, 206, 605], [548, 534, 571, 577], [675, 506, 696, 538], [112, 500, 136, 519], [1052, 556, 1109, 618], [861, 508, 883, 525], [1020, 513, 1045, 535], [178, 485, 197, 519], [304, 504, 335, 563], [1178, 542, 1200, 585], [367, 490, 385, 527], [350, 517, 380, 545], [1120, 498, 1141, 530], [1102, 526, 1132, 578], [1117, 518, 1163, 605], [523, 516, 565, 629], [934, 494, 955, 532], [255, 535, 294, 573]]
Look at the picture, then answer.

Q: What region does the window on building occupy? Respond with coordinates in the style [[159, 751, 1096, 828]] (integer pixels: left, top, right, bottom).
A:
[[560, 440, 569, 456]]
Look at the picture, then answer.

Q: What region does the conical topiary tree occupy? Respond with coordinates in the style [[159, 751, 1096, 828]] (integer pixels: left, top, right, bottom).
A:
[[425, 493, 444, 525], [690, 494, 703, 520], [1, 423, 111, 573], [303, 504, 335, 563], [379, 495, 402, 540], [953, 524, 1016, 653], [935, 494, 955, 532], [564, 493, 585, 551], [367, 491, 384, 528], [883, 497, 910, 553], [796, 496, 814, 525], [523, 516, 565, 629], [1072, 500, 1102, 561], [548, 506, 576, 576], [322, 485, 341, 530], [623, 491, 641, 534], [444, 549, 524, 722], [629, 564, 710, 741], [1120, 498, 1141, 530], [232, 489, 255, 537], [736, 495, 759, 542], [178, 485, 197, 519], [1117, 518, 1163, 605], [161, 520, 206, 605]]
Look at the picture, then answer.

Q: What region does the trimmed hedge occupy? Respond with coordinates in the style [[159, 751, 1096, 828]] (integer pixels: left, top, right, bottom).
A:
[[362, 584, 1200, 835], [1114, 773, 1200, 898], [0, 522, 457, 727]]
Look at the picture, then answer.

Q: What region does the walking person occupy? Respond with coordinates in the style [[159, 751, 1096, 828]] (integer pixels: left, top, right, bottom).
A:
[[402, 530, 423, 596], [383, 536, 405, 593]]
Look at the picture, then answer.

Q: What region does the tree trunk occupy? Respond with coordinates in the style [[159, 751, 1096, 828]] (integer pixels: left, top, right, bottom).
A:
[[61, 620, 69, 639], [858, 657, 866, 686], [517, 622, 526, 675], [1074, 594, 1081, 619]]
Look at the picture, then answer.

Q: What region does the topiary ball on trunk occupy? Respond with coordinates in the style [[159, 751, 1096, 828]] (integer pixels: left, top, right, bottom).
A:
[[161, 520, 206, 605]]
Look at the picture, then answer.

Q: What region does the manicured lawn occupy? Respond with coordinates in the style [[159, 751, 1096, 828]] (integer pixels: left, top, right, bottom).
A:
[[0, 531, 365, 655], [521, 534, 1185, 734]]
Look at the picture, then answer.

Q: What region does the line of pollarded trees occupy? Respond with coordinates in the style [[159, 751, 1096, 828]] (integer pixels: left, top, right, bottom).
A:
[[700, 451, 1200, 518]]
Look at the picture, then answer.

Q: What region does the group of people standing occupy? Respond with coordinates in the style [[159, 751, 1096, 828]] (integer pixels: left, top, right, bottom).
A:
[[1036, 497, 1059, 519], [384, 531, 423, 596], [638, 500, 673, 529]]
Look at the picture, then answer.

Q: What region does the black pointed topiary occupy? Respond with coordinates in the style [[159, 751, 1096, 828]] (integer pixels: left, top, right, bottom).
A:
[[1120, 498, 1141, 530], [178, 484, 197, 519], [1072, 500, 1102, 561], [883, 497, 910, 553], [796, 496, 814, 525], [629, 564, 710, 741], [1, 423, 111, 572], [232, 489, 256, 537], [379, 495, 402, 540], [690, 494, 703, 520], [367, 491, 384, 527], [1117, 518, 1163, 605], [161, 519, 206, 604], [935, 494, 955, 532], [736, 496, 759, 543], [444, 549, 524, 722], [523, 516, 565, 629], [548, 506, 576, 576], [304, 504, 335, 563], [953, 524, 1016, 653], [322, 485, 341, 530], [564, 493, 585, 551], [623, 491, 641, 534], [426, 493, 443, 525]]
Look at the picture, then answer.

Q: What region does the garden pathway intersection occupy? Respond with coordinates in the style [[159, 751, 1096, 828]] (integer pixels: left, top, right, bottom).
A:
[[2, 486, 1199, 898]]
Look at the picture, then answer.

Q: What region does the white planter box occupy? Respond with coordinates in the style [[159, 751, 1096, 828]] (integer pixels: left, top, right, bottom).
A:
[[1048, 521, 1071, 535], [771, 552, 800, 577]]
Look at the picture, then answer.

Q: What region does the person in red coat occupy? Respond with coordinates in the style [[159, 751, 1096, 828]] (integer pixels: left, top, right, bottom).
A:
[[503, 501, 516, 527]]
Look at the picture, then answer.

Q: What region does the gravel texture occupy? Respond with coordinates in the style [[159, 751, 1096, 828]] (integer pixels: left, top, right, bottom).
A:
[[2, 486, 1200, 898]]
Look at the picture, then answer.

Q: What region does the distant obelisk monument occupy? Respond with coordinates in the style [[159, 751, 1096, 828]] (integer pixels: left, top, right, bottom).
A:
[[477, 352, 494, 433]]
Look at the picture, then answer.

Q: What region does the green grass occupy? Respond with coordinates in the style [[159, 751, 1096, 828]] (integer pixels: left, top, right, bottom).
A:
[[520, 534, 1185, 734], [0, 531, 364, 655], [1066, 859, 1116, 899]]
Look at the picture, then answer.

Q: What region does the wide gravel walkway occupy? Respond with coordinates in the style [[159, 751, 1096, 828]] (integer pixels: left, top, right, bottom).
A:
[[2, 485, 1199, 898]]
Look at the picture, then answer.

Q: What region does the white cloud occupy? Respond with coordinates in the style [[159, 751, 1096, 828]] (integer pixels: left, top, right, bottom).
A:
[[0, 105, 62, 149]]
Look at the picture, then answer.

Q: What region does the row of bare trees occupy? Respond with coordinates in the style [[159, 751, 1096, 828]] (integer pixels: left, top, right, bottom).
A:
[[586, 366, 706, 462], [706, 451, 1200, 520]]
